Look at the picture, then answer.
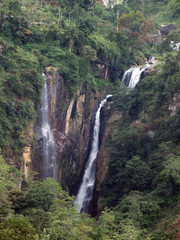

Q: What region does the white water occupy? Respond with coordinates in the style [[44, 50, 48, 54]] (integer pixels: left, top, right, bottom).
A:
[[102, 0, 109, 7], [75, 65, 146, 212], [41, 74, 56, 179], [170, 41, 180, 51], [122, 66, 147, 88], [102, 0, 116, 8], [74, 95, 112, 213]]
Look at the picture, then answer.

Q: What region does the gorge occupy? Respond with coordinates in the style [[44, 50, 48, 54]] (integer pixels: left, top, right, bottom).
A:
[[74, 94, 112, 213], [74, 66, 147, 213], [38, 64, 147, 214], [0, 0, 180, 239]]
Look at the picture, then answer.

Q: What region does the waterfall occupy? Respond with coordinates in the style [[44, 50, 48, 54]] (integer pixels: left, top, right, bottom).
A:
[[170, 41, 180, 51], [102, 0, 114, 8], [74, 95, 112, 213], [102, 0, 109, 7], [41, 73, 56, 179], [74, 64, 148, 213], [122, 66, 146, 88]]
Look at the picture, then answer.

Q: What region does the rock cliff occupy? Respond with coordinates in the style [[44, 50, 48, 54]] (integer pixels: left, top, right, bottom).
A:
[[32, 67, 111, 197]]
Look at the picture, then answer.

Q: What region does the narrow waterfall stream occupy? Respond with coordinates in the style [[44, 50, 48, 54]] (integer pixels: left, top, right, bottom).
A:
[[41, 74, 56, 179], [75, 95, 112, 213]]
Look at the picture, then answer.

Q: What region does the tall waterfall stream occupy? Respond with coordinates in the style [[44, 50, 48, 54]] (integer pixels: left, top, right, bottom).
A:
[[41, 74, 56, 179], [74, 95, 112, 213], [75, 65, 147, 213]]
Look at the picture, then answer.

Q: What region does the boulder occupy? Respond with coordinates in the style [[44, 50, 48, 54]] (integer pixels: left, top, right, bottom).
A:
[[160, 24, 178, 36]]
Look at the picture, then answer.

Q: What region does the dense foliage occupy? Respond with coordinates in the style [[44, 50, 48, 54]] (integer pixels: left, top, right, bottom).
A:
[[101, 50, 180, 239], [0, 0, 154, 161], [0, 0, 180, 239]]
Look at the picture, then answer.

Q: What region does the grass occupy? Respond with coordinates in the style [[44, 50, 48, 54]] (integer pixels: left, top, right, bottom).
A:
[[123, 0, 180, 25]]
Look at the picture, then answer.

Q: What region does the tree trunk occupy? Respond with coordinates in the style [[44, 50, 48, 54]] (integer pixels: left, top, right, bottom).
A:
[[69, 38, 74, 53]]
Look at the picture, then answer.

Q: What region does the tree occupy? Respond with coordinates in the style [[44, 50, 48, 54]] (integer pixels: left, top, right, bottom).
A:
[[117, 11, 153, 49], [169, 0, 180, 17], [124, 156, 153, 191], [65, 25, 79, 53], [0, 0, 12, 27], [0, 155, 14, 219], [160, 154, 180, 185], [0, 215, 39, 240], [22, 208, 50, 235], [98, 209, 119, 239]]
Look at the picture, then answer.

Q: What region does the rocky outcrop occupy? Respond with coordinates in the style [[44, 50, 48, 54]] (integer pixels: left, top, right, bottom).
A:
[[160, 24, 178, 37], [92, 58, 109, 80], [63, 84, 111, 194], [32, 67, 111, 194], [91, 105, 121, 214], [147, 34, 162, 44], [96, 107, 121, 192], [168, 94, 180, 116], [148, 24, 179, 45], [141, 57, 159, 78], [22, 122, 34, 179]]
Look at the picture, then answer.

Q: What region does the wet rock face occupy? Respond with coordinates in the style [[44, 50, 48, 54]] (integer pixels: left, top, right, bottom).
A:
[[33, 68, 111, 194], [93, 105, 121, 215], [32, 68, 69, 180], [64, 86, 111, 195], [141, 57, 159, 79]]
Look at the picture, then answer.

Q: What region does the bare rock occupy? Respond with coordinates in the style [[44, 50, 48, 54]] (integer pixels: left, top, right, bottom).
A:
[[160, 24, 178, 36]]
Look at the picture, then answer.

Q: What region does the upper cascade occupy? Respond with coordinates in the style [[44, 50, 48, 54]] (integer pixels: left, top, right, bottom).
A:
[[74, 95, 112, 213], [41, 73, 56, 179], [122, 62, 151, 88], [122, 67, 146, 88]]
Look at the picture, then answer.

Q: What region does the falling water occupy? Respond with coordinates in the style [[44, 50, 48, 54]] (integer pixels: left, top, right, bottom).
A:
[[102, 0, 115, 7], [41, 73, 56, 179], [122, 66, 146, 88], [102, 0, 109, 7], [170, 41, 180, 51], [74, 95, 112, 213], [74, 64, 148, 212]]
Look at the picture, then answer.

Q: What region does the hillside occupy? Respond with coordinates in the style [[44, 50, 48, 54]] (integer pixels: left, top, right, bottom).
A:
[[0, 0, 180, 239]]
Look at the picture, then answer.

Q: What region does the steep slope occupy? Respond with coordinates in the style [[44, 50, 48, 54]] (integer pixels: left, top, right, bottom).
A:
[[0, 0, 180, 239], [101, 50, 180, 239]]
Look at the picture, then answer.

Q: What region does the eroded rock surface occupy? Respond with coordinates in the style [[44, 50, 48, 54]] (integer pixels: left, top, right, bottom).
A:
[[32, 68, 111, 195]]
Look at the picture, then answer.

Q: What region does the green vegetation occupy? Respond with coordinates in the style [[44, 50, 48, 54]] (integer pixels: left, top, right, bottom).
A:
[[0, 0, 162, 163], [0, 0, 180, 239], [0, 0, 153, 160], [101, 50, 180, 239], [123, 0, 180, 24], [1, 156, 146, 240]]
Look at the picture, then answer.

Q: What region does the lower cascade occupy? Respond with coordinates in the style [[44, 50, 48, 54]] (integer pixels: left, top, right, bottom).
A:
[[41, 73, 56, 179], [74, 95, 112, 213]]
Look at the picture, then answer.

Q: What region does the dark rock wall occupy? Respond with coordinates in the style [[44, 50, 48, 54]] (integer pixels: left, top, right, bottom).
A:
[[32, 67, 112, 200]]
